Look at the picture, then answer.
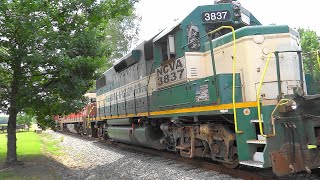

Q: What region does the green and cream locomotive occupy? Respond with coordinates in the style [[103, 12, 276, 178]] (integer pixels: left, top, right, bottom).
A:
[[61, 0, 320, 176]]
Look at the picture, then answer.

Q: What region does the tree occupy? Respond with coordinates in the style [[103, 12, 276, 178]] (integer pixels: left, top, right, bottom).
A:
[[99, 11, 141, 72], [87, 11, 141, 92], [16, 113, 35, 127], [0, 0, 137, 166], [298, 28, 320, 80]]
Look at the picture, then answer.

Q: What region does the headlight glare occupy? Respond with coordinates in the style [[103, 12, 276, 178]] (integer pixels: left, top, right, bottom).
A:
[[290, 101, 297, 110]]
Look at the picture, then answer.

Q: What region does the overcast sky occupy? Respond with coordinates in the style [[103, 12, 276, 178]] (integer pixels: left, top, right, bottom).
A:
[[136, 0, 320, 42]]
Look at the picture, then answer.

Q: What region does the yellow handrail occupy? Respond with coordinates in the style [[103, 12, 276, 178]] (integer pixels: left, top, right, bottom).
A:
[[269, 98, 290, 136], [208, 26, 242, 134], [256, 51, 274, 137]]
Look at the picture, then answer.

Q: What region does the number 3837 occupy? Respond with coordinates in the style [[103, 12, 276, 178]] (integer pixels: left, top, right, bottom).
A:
[[157, 69, 184, 86], [202, 11, 230, 22]]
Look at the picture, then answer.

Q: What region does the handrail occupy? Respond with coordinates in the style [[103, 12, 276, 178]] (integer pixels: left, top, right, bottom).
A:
[[270, 98, 290, 134], [256, 51, 293, 137], [256, 51, 274, 137], [146, 61, 155, 117], [275, 50, 304, 99], [182, 25, 240, 133], [207, 26, 242, 134], [257, 50, 315, 137]]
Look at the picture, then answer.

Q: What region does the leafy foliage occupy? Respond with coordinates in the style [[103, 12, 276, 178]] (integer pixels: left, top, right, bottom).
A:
[[97, 11, 141, 73], [0, 0, 137, 164], [0, 0, 136, 121], [107, 12, 141, 61], [16, 114, 35, 127], [298, 28, 320, 80]]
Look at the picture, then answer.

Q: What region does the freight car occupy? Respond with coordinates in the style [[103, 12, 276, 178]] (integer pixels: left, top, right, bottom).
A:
[[58, 0, 320, 176], [55, 92, 97, 135]]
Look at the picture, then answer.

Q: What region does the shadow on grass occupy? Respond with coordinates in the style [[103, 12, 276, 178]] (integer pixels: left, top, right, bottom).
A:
[[0, 154, 70, 180], [0, 153, 5, 165], [0, 131, 70, 180]]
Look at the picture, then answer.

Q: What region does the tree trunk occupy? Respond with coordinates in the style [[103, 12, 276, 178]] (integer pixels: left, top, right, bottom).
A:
[[4, 58, 21, 166], [5, 107, 18, 166]]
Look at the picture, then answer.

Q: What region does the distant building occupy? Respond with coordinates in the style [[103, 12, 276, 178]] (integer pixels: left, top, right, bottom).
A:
[[0, 116, 8, 124]]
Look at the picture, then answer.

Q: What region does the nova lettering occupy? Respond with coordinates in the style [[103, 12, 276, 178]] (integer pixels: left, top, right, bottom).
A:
[[156, 58, 186, 87], [163, 64, 169, 73], [156, 68, 163, 76], [176, 59, 183, 69], [169, 61, 175, 71]]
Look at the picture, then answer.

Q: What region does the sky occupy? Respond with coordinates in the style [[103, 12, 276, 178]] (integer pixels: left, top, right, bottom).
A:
[[135, 0, 320, 42]]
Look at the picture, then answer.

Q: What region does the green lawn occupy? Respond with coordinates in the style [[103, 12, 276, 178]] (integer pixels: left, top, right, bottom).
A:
[[0, 131, 62, 179], [0, 131, 41, 163]]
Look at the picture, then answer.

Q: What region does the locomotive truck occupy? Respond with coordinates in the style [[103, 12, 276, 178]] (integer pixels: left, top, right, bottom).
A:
[[57, 0, 320, 176]]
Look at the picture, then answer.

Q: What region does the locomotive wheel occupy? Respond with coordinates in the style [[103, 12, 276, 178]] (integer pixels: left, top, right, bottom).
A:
[[222, 154, 239, 169]]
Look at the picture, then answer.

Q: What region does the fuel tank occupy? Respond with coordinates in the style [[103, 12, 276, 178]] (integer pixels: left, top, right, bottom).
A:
[[107, 125, 166, 150], [107, 118, 131, 126]]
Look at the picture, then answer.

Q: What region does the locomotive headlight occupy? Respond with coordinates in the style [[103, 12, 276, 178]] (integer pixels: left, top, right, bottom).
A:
[[279, 100, 298, 112], [290, 101, 297, 110]]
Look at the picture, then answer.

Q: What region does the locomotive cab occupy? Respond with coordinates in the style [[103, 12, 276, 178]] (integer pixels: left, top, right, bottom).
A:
[[152, 1, 260, 90]]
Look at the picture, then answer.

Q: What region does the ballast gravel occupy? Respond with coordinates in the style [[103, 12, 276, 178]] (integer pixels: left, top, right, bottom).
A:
[[46, 131, 240, 180]]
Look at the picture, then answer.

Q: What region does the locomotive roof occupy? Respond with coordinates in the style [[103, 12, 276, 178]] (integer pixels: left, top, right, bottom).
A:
[[153, 20, 182, 42], [153, 2, 260, 43], [153, 3, 231, 42]]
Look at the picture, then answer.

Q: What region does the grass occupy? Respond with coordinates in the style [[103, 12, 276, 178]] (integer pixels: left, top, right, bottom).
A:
[[0, 131, 42, 164], [0, 130, 63, 179], [0, 172, 15, 180]]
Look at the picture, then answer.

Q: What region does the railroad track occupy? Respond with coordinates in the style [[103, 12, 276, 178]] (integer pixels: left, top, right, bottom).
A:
[[57, 131, 320, 180], [111, 142, 276, 180]]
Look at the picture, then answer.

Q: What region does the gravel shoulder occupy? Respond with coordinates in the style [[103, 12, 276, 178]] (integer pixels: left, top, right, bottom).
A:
[[47, 130, 239, 180], [2, 131, 319, 180]]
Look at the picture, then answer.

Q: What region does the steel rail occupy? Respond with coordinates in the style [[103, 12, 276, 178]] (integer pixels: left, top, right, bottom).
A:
[[59, 131, 276, 180]]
